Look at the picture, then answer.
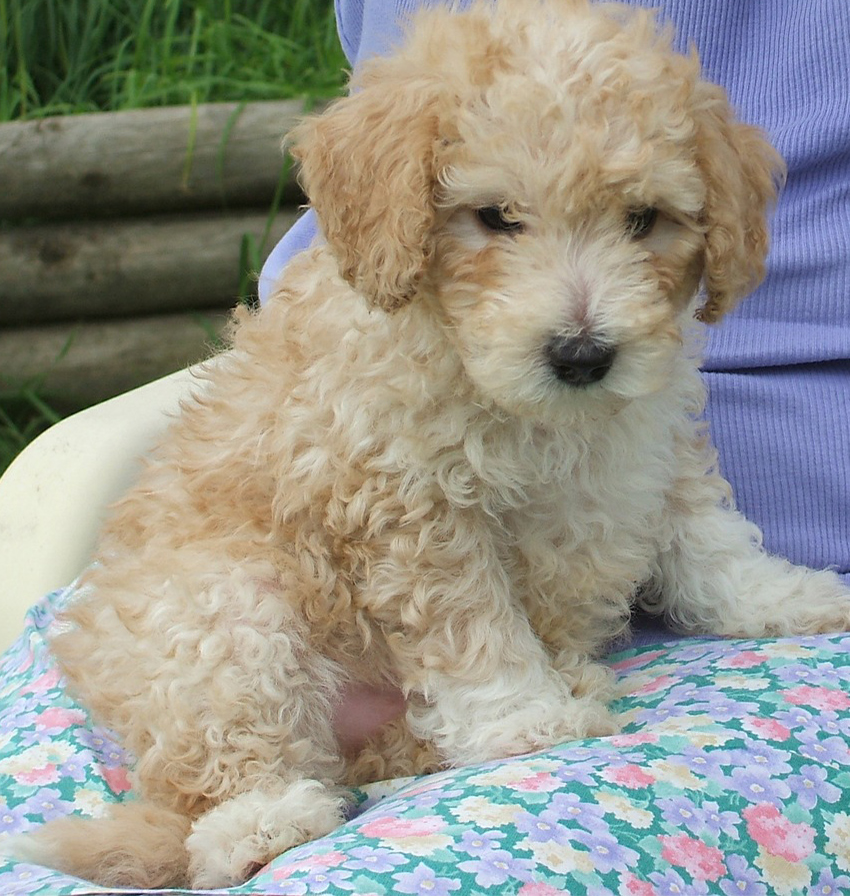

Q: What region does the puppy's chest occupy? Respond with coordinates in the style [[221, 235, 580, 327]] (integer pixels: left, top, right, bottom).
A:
[[498, 427, 676, 601]]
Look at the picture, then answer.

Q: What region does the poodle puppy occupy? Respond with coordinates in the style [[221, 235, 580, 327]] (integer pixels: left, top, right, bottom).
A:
[[12, 0, 850, 888]]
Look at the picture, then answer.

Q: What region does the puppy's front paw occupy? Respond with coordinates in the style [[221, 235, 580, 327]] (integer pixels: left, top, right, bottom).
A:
[[786, 569, 850, 635], [721, 565, 850, 638], [447, 694, 619, 766], [495, 696, 620, 758]]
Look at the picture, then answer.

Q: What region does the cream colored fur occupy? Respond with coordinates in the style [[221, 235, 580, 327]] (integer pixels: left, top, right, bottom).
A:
[[11, 0, 850, 888]]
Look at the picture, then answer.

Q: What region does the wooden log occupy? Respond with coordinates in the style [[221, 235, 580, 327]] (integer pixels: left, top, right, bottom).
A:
[[0, 209, 300, 326], [0, 100, 317, 221], [0, 312, 230, 409]]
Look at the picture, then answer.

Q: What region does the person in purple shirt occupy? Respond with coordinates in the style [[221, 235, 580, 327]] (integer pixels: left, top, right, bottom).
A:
[[260, 0, 850, 648]]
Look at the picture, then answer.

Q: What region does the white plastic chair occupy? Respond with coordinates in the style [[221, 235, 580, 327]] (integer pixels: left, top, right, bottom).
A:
[[0, 367, 198, 652]]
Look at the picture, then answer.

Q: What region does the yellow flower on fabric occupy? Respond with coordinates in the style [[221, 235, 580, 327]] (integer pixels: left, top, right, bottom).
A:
[[754, 847, 812, 894], [647, 758, 704, 790], [596, 791, 654, 829], [713, 673, 771, 692], [468, 763, 538, 787], [616, 662, 678, 696], [0, 741, 74, 776], [72, 788, 111, 817], [451, 795, 522, 826], [526, 839, 594, 875], [758, 641, 813, 661], [689, 729, 737, 749], [826, 812, 850, 871]]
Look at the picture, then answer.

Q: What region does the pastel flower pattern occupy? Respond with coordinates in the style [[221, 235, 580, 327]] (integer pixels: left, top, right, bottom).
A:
[[0, 583, 849, 895]]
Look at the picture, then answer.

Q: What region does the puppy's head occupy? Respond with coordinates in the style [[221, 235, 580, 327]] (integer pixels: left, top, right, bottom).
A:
[[290, 0, 784, 418]]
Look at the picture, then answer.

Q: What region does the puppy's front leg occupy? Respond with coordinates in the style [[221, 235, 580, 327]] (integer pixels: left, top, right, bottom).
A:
[[651, 447, 850, 638], [369, 536, 618, 766]]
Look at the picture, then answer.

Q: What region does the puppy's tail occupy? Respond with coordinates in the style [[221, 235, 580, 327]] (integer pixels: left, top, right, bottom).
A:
[[4, 801, 191, 889]]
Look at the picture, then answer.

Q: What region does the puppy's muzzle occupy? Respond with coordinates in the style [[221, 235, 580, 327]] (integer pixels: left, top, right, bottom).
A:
[[546, 335, 616, 387]]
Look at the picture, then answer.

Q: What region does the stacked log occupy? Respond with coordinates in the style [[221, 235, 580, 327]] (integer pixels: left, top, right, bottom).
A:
[[0, 100, 308, 408]]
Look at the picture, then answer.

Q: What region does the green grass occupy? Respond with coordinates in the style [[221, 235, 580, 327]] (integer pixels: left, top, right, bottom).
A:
[[0, 0, 347, 120], [0, 0, 347, 473]]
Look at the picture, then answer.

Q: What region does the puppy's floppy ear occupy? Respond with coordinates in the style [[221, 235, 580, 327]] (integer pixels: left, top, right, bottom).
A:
[[692, 83, 786, 323], [289, 62, 443, 312]]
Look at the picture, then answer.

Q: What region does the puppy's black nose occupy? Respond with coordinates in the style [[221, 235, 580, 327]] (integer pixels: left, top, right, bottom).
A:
[[546, 335, 616, 386]]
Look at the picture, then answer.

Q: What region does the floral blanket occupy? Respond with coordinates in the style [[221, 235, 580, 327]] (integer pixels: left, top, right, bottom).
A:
[[1, 585, 850, 895]]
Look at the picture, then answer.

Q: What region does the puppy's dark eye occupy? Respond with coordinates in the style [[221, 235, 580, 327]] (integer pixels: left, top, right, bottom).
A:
[[476, 206, 523, 235], [626, 207, 658, 240]]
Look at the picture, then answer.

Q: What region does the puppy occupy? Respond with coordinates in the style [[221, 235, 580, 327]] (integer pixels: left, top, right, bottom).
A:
[[13, 0, 850, 888]]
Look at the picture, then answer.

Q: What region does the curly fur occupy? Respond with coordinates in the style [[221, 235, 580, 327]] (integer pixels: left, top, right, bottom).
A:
[[13, 0, 850, 888]]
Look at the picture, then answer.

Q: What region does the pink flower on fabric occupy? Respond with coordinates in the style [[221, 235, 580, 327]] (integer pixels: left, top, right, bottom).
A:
[[270, 863, 297, 881], [783, 685, 850, 711], [17, 764, 61, 786], [659, 833, 726, 881], [743, 803, 815, 862], [514, 772, 563, 792], [609, 651, 666, 673], [518, 883, 565, 896], [35, 706, 87, 732], [358, 815, 445, 838], [602, 764, 656, 789], [299, 851, 347, 868], [723, 650, 767, 669], [271, 851, 348, 880], [621, 874, 657, 896], [635, 675, 676, 696], [102, 766, 132, 794], [742, 716, 792, 741], [609, 733, 659, 748], [24, 667, 62, 695]]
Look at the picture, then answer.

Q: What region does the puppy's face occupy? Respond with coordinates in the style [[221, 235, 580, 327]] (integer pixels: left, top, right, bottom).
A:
[[430, 95, 707, 418], [291, 0, 783, 421]]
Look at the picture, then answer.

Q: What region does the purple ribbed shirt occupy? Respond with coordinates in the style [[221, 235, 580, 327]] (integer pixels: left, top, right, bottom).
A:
[[259, 1, 850, 604]]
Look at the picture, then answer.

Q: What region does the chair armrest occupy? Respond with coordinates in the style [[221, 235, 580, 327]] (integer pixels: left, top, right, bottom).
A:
[[0, 366, 199, 652]]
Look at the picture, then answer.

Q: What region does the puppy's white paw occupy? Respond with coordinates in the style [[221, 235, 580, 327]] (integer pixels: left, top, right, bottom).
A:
[[187, 780, 346, 888], [721, 564, 850, 638], [491, 696, 620, 759], [556, 659, 617, 703], [441, 693, 619, 767], [786, 569, 850, 634]]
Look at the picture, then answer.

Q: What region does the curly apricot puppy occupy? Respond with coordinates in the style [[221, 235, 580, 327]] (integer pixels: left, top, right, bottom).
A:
[[13, 0, 850, 888]]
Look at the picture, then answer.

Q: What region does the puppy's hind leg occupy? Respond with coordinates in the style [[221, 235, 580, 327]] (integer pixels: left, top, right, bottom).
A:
[[187, 776, 348, 888], [42, 560, 353, 889]]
